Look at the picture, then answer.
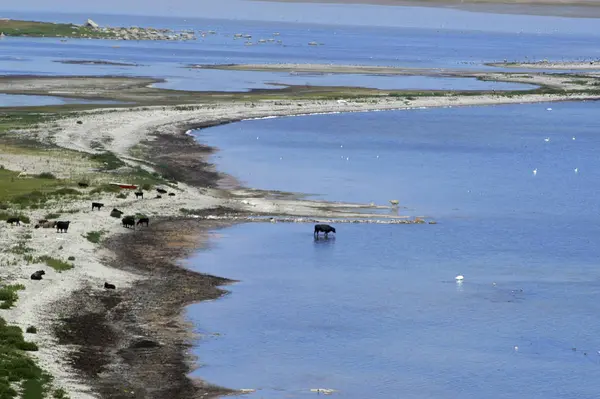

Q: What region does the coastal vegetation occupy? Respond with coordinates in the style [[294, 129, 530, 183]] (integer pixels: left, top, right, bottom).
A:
[[37, 256, 74, 272], [0, 19, 196, 41], [0, 19, 112, 39]]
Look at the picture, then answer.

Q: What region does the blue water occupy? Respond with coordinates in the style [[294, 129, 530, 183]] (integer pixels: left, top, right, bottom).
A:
[[1, 11, 600, 101], [187, 101, 600, 398]]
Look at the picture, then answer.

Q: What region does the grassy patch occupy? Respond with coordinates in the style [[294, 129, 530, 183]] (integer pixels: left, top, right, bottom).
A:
[[89, 184, 121, 195], [0, 19, 115, 39], [0, 113, 53, 136], [116, 192, 128, 199], [0, 168, 65, 206], [90, 151, 125, 170], [0, 316, 57, 399], [35, 172, 56, 179], [37, 256, 73, 272], [9, 241, 33, 255], [10, 187, 81, 209], [44, 212, 61, 219], [0, 284, 25, 309], [52, 388, 69, 399], [85, 231, 104, 244]]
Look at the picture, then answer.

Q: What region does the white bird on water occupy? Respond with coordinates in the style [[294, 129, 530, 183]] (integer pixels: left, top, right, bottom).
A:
[[544, 137, 550, 142], [533, 168, 538, 176], [455, 275, 464, 281], [572, 136, 576, 141], [574, 168, 579, 173]]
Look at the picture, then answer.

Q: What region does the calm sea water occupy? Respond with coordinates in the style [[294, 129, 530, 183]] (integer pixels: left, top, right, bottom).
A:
[[187, 101, 600, 398], [1, 11, 600, 99]]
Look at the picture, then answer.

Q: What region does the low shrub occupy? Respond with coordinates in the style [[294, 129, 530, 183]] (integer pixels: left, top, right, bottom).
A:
[[0, 284, 25, 309], [36, 172, 56, 179], [37, 256, 73, 272], [26, 326, 37, 334], [85, 231, 104, 244]]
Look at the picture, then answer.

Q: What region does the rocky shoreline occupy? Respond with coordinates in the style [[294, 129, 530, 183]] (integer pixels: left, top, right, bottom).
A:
[[87, 23, 197, 42]]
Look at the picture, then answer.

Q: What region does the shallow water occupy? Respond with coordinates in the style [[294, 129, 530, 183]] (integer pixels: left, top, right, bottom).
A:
[[187, 101, 600, 398], [1, 11, 600, 102]]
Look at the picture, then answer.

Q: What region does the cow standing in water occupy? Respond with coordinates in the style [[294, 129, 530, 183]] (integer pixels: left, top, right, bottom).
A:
[[314, 224, 336, 237]]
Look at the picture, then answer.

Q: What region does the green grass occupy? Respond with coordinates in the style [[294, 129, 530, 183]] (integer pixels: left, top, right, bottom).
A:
[[89, 184, 122, 195], [0, 316, 58, 399], [0, 169, 65, 206], [85, 231, 104, 244], [52, 388, 69, 399], [0, 113, 53, 136], [90, 151, 125, 170], [0, 284, 25, 309], [44, 212, 61, 219], [37, 256, 74, 272], [10, 187, 81, 209], [0, 19, 115, 39], [9, 241, 33, 255], [35, 172, 56, 179]]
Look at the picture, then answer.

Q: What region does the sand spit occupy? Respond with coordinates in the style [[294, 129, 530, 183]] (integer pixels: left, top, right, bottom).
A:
[[190, 63, 600, 90], [487, 60, 600, 70]]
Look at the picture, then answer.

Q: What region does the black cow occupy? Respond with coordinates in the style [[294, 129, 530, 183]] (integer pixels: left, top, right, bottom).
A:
[[168, 193, 175, 197], [134, 191, 144, 199], [137, 217, 149, 227], [31, 270, 45, 280], [314, 224, 336, 237], [78, 182, 89, 188], [104, 282, 116, 290], [91, 202, 104, 211], [56, 221, 71, 233], [6, 217, 20, 226], [156, 188, 167, 194], [110, 208, 124, 218], [76, 120, 83, 125], [155, 195, 162, 199], [122, 216, 135, 229]]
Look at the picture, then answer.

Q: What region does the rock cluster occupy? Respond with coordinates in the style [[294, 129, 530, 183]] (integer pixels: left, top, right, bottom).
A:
[[83, 19, 197, 41]]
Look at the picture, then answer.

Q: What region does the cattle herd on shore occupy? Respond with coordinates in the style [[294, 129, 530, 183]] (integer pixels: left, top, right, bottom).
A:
[[4, 187, 178, 290], [9, 186, 338, 291], [6, 187, 177, 232]]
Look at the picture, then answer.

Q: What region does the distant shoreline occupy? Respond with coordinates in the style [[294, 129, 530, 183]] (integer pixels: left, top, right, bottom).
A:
[[251, 0, 600, 18]]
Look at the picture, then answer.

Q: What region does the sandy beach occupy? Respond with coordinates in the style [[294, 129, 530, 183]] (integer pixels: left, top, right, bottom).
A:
[[487, 60, 600, 69]]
